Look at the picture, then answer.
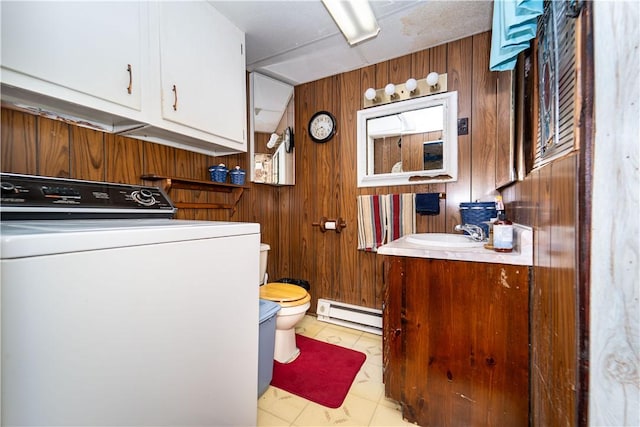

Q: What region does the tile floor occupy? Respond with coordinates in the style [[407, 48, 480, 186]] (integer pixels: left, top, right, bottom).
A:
[[257, 315, 413, 426]]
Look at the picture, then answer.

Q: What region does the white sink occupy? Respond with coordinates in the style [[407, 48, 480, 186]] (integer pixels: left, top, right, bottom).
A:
[[378, 225, 533, 266], [405, 233, 485, 248]]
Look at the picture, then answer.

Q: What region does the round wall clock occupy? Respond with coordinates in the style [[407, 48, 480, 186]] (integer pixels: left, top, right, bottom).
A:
[[308, 111, 336, 143], [284, 126, 294, 152]]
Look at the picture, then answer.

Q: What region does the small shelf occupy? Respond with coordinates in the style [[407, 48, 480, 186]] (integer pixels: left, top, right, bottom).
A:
[[141, 174, 248, 214]]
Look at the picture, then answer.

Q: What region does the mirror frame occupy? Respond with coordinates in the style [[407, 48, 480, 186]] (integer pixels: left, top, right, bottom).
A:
[[356, 91, 458, 188], [496, 70, 517, 189], [249, 72, 295, 185]]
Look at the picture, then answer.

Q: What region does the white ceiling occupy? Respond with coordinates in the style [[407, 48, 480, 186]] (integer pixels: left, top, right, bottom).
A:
[[209, 0, 494, 86]]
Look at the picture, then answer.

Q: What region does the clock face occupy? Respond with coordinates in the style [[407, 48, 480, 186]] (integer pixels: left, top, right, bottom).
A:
[[308, 111, 336, 143], [284, 126, 294, 152]]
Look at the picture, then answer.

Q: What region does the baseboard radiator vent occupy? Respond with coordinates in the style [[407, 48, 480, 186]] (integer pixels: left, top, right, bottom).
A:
[[316, 299, 382, 335]]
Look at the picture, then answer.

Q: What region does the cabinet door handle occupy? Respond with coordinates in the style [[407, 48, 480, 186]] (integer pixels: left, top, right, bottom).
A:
[[126, 64, 133, 94], [172, 85, 178, 111], [394, 328, 402, 337]]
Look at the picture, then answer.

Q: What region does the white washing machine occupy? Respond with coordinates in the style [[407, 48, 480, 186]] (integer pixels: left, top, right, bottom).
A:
[[0, 173, 260, 426]]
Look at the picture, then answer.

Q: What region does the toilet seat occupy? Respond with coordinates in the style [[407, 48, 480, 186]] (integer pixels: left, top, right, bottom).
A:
[[260, 282, 311, 307]]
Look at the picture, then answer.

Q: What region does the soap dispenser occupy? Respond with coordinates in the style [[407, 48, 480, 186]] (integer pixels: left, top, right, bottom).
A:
[[493, 196, 513, 253]]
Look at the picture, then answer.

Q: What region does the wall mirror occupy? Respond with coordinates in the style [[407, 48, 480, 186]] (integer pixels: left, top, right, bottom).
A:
[[357, 91, 458, 187], [249, 72, 295, 185]]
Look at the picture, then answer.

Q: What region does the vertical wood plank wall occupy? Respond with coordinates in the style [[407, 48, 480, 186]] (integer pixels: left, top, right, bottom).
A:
[[498, 3, 591, 423], [502, 156, 579, 427], [2, 31, 506, 314], [285, 32, 503, 312], [1, 28, 585, 426]]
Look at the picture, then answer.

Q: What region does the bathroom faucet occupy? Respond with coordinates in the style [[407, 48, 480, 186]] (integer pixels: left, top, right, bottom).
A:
[[454, 224, 486, 242]]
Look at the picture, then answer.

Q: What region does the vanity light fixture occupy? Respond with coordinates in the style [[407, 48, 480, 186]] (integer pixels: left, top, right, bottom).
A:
[[363, 72, 448, 108], [405, 78, 418, 93], [321, 0, 380, 46], [384, 83, 397, 99], [364, 87, 377, 101], [426, 72, 440, 89]]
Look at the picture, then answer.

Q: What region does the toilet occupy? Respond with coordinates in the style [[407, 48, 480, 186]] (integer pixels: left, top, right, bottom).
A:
[[259, 244, 311, 363]]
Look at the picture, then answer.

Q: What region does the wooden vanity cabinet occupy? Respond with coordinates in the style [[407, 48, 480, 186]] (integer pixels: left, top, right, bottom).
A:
[[383, 256, 530, 426]]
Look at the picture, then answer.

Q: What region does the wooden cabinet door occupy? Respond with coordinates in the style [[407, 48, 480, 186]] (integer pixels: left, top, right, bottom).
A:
[[1, 1, 143, 112], [382, 256, 404, 401], [384, 257, 530, 427], [158, 2, 246, 147]]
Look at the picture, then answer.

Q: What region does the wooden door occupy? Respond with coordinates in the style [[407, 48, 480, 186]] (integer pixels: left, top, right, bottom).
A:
[[384, 256, 530, 426], [382, 256, 404, 402]]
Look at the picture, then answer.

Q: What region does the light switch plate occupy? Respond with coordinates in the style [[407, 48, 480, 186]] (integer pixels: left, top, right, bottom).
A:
[[458, 117, 469, 135]]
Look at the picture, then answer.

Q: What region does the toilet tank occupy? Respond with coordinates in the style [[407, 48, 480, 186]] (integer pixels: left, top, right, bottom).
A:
[[259, 243, 270, 285]]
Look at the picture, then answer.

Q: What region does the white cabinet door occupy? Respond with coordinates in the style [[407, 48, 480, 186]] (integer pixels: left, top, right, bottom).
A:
[[158, 2, 246, 147], [1, 2, 144, 113]]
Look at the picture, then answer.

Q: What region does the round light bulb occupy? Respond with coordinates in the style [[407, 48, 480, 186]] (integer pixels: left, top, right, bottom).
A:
[[385, 83, 396, 96], [405, 78, 417, 92], [266, 133, 279, 149], [364, 87, 377, 100], [426, 72, 439, 87]]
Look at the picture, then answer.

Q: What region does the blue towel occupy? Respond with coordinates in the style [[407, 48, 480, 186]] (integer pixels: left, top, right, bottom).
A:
[[415, 193, 440, 216], [490, 0, 543, 71]]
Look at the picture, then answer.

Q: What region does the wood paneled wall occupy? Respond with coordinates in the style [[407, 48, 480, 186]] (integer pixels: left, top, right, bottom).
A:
[[1, 108, 244, 221], [502, 156, 579, 426], [1, 105, 293, 292], [274, 31, 509, 313], [1, 25, 589, 427], [498, 4, 592, 425], [1, 31, 507, 314]]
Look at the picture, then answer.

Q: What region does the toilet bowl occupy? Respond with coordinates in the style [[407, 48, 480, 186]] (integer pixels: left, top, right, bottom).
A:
[[260, 282, 311, 363]]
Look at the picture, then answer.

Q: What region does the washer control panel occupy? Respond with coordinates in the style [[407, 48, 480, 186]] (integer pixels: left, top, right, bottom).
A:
[[1, 173, 176, 219]]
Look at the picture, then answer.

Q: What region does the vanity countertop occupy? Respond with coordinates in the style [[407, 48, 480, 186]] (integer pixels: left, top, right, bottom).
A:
[[377, 224, 533, 266]]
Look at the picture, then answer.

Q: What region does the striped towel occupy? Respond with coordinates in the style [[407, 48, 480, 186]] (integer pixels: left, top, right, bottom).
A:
[[357, 195, 386, 251], [357, 194, 416, 251], [383, 193, 416, 242]]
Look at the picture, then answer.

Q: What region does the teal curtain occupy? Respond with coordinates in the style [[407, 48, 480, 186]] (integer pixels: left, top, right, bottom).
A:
[[489, 0, 543, 71]]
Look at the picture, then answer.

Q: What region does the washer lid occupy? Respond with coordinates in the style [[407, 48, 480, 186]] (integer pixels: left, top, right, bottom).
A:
[[260, 282, 308, 302], [0, 219, 260, 259]]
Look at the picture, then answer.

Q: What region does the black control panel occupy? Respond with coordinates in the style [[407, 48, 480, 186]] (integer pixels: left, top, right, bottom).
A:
[[1, 173, 176, 219]]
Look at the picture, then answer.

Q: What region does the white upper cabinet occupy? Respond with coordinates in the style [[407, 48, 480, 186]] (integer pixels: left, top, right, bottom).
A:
[[1, 1, 144, 117], [0, 1, 247, 155], [156, 2, 246, 149]]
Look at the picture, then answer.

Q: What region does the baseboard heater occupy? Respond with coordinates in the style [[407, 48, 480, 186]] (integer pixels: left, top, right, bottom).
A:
[[316, 299, 382, 335]]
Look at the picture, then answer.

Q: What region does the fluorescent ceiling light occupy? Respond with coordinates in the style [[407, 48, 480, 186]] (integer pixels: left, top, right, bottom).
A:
[[322, 0, 380, 46]]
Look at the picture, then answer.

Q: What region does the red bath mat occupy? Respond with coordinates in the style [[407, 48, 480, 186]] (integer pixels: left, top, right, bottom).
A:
[[270, 334, 367, 408]]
